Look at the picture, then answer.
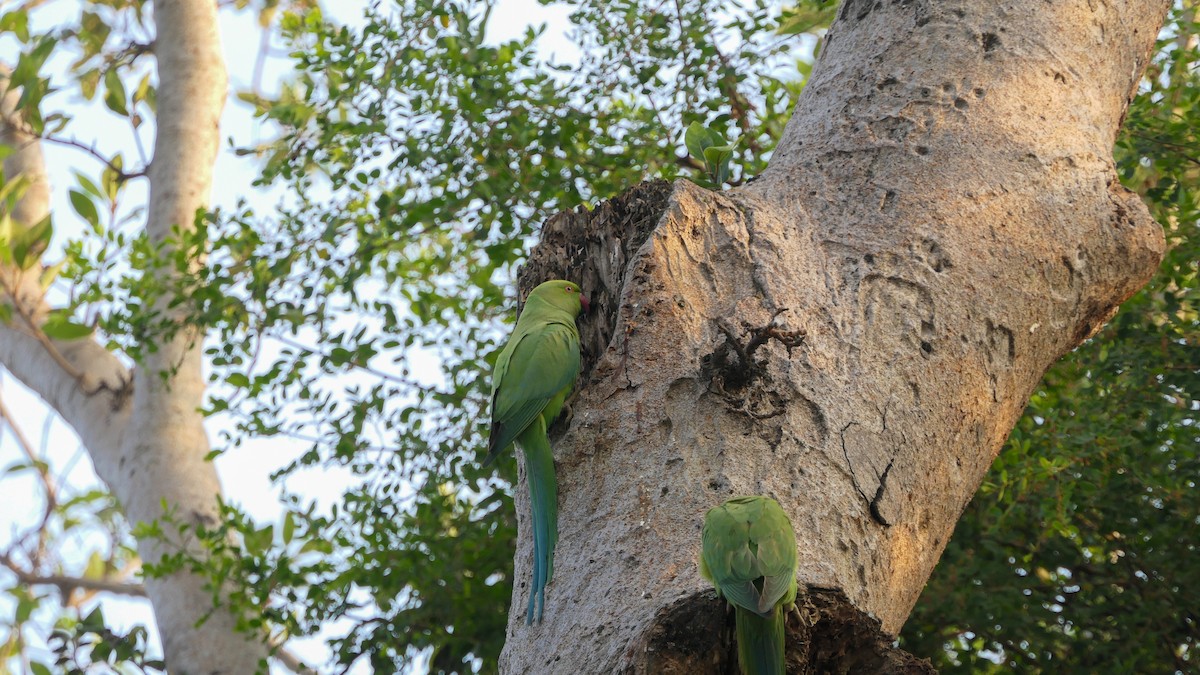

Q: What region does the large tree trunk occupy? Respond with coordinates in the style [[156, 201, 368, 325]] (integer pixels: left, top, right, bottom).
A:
[[500, 0, 1169, 671], [0, 0, 267, 671]]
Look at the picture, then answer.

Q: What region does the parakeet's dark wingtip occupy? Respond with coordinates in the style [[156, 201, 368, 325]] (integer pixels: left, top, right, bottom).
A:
[[482, 428, 502, 467]]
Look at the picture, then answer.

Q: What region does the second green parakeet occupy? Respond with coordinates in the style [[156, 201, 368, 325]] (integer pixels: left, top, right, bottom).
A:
[[700, 495, 798, 675], [485, 279, 588, 625]]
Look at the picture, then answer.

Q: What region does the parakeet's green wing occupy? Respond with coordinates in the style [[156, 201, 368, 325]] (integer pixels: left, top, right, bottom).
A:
[[700, 496, 798, 675], [485, 320, 580, 464], [750, 509, 799, 613], [701, 506, 761, 613], [701, 497, 798, 617]]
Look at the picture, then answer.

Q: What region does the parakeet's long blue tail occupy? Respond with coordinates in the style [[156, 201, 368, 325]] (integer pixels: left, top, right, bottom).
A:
[[735, 604, 786, 675], [519, 419, 558, 625]]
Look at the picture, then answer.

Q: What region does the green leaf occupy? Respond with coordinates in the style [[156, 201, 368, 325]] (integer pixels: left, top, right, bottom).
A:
[[0, 10, 31, 43], [91, 640, 112, 662], [4, 460, 32, 475], [10, 36, 55, 94], [42, 311, 94, 341], [133, 72, 153, 105], [80, 606, 105, 630], [101, 155, 125, 201], [778, 4, 838, 36], [39, 258, 65, 291], [685, 123, 736, 185], [74, 171, 105, 200], [103, 67, 128, 116], [282, 512, 296, 544], [703, 140, 738, 186], [244, 524, 273, 555], [69, 189, 100, 226], [684, 121, 723, 164], [0, 173, 30, 206], [10, 215, 52, 269], [79, 68, 100, 100], [84, 551, 106, 579]]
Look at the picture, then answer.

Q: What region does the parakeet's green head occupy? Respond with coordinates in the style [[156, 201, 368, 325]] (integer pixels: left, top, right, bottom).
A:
[[527, 279, 590, 316]]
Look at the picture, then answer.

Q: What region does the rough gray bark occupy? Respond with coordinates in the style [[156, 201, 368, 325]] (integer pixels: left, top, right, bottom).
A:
[[500, 0, 1170, 672], [0, 1, 269, 671]]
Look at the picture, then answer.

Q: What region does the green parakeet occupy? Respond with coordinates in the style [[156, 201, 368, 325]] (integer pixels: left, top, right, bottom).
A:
[[700, 495, 798, 675], [485, 279, 588, 625]]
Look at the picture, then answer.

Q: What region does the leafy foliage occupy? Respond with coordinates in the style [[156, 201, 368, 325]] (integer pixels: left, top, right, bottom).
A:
[[902, 5, 1200, 672], [45, 607, 165, 674]]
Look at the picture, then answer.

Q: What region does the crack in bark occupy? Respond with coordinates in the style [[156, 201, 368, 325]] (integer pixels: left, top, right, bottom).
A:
[[870, 457, 895, 527], [740, 203, 778, 308], [839, 421, 893, 527]]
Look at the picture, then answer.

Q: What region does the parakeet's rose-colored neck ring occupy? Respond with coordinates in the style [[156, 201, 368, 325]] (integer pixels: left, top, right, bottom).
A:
[[580, 295, 591, 314]]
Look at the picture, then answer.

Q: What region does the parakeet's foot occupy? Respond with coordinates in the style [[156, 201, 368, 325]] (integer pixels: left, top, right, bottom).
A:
[[562, 388, 580, 409], [555, 390, 580, 428], [788, 602, 802, 623]]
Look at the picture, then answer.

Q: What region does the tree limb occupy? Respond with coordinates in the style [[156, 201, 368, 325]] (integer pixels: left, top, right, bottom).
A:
[[6, 570, 148, 599], [0, 69, 133, 456]]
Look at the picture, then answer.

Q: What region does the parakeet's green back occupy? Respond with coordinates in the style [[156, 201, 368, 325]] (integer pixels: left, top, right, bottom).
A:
[[700, 496, 798, 675], [485, 283, 583, 465], [485, 280, 586, 625], [486, 319, 579, 464]]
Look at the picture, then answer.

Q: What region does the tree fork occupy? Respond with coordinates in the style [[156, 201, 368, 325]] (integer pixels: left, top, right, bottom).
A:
[[500, 0, 1169, 671]]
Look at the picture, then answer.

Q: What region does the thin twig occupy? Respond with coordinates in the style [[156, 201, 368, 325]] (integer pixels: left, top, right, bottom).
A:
[[130, 118, 150, 167], [269, 333, 442, 392], [252, 15, 272, 96], [270, 640, 318, 675], [19, 572, 146, 598], [0, 387, 58, 559], [31, 132, 147, 181], [1127, 131, 1200, 167], [0, 272, 89, 385], [0, 388, 54, 505], [0, 553, 147, 599]]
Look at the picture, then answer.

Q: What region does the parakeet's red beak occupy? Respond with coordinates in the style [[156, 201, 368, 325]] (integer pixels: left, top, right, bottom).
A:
[[580, 295, 591, 314]]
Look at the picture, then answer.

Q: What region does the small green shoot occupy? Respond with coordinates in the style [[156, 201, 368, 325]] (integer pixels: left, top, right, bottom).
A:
[[685, 121, 739, 187]]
